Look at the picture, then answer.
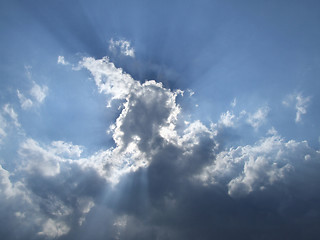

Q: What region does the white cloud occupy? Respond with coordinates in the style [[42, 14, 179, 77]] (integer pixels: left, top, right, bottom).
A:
[[80, 56, 137, 106], [0, 114, 7, 143], [57, 56, 69, 65], [179, 120, 215, 149], [16, 134, 136, 186], [219, 111, 235, 127], [198, 132, 320, 197], [18, 139, 83, 177], [50, 141, 83, 158], [75, 80, 183, 185], [78, 197, 95, 226], [246, 106, 269, 129], [187, 89, 195, 97], [112, 80, 182, 153], [38, 219, 70, 238], [0, 104, 21, 144], [21, 66, 48, 104], [113, 215, 128, 228], [17, 90, 33, 110], [113, 215, 128, 240], [0, 163, 33, 208], [30, 81, 48, 103], [78, 55, 217, 185], [0, 164, 25, 199], [17, 81, 48, 110], [109, 38, 135, 57], [19, 138, 62, 177], [78, 197, 95, 214], [267, 127, 278, 136], [215, 106, 268, 130], [231, 98, 237, 108], [295, 94, 311, 122], [25, 65, 32, 80], [282, 93, 311, 123], [3, 104, 20, 127]]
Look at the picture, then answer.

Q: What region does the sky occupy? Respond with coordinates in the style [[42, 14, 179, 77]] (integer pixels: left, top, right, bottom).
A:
[[1, 0, 320, 239]]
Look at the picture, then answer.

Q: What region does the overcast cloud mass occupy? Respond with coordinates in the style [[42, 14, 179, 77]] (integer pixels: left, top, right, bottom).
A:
[[1, 0, 320, 239]]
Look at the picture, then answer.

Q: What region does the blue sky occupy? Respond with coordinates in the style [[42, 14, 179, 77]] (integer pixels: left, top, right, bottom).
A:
[[1, 0, 320, 239]]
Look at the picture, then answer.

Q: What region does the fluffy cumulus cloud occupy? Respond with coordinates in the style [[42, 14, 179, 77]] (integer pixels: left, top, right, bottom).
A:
[[1, 53, 320, 240], [199, 131, 320, 197], [19, 138, 62, 177], [80, 56, 136, 106]]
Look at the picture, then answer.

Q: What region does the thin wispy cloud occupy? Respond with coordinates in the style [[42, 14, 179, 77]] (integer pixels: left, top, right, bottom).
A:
[[283, 93, 311, 123], [109, 38, 135, 57], [3, 104, 20, 127], [17, 81, 48, 110], [17, 90, 33, 110], [246, 106, 269, 129], [230, 98, 237, 108], [57, 56, 69, 65]]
